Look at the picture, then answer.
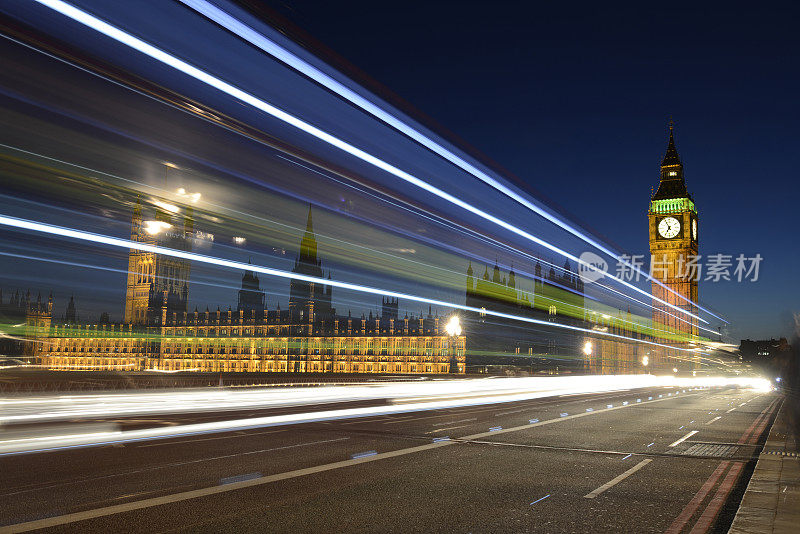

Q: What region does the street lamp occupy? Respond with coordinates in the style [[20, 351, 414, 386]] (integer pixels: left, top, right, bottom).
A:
[[176, 187, 201, 203], [143, 220, 172, 235], [445, 316, 461, 374], [642, 355, 649, 373], [583, 341, 593, 356]]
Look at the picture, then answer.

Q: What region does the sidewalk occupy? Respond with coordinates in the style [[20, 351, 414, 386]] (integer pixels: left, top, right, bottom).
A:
[[729, 396, 799, 534]]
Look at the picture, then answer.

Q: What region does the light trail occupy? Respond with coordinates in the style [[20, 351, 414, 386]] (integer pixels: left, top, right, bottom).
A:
[[0, 144, 707, 342], [0, 213, 702, 352], [31, 0, 708, 325], [0, 375, 770, 455], [178, 0, 725, 325]]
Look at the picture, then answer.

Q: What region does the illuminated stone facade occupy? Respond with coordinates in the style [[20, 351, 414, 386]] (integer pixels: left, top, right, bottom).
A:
[[36, 205, 465, 374], [648, 125, 700, 370]]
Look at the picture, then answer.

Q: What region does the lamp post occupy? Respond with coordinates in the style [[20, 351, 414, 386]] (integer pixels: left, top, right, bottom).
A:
[[642, 355, 649, 374], [445, 316, 461, 374]]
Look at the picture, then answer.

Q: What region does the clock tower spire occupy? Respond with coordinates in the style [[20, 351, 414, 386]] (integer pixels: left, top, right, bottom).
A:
[[648, 123, 699, 370]]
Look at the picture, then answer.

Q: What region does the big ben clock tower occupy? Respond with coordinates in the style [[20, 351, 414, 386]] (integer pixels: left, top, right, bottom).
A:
[[648, 124, 699, 350]]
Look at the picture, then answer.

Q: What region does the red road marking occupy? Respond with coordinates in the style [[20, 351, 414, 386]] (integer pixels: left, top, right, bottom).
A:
[[664, 462, 730, 534], [747, 401, 779, 445], [688, 462, 743, 534], [666, 396, 780, 533], [737, 399, 778, 445]]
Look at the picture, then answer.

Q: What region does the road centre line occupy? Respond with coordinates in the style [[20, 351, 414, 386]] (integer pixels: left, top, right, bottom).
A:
[[0, 392, 695, 532], [0, 436, 350, 501], [706, 416, 722, 425], [425, 425, 471, 435], [494, 408, 526, 416], [137, 428, 286, 448], [432, 418, 477, 427], [583, 459, 652, 499], [669, 430, 699, 447]]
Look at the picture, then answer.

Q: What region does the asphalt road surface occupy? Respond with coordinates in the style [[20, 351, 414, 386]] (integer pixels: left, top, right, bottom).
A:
[[0, 386, 779, 533]]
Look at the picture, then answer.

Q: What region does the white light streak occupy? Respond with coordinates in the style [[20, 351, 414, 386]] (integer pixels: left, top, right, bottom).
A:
[[0, 214, 702, 354], [179, 0, 724, 325], [0, 375, 770, 455], [32, 0, 708, 325]]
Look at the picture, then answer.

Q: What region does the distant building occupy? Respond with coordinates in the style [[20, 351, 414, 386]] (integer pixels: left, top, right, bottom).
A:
[[648, 124, 701, 372], [237, 264, 265, 313], [464, 259, 588, 372], [36, 204, 465, 374], [739, 338, 791, 365], [0, 289, 52, 362], [123, 197, 192, 325]]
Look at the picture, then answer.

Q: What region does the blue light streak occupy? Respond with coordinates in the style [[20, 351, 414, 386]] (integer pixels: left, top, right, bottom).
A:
[[32, 0, 709, 325], [179, 0, 725, 324], [530, 494, 551, 505], [0, 214, 706, 354]]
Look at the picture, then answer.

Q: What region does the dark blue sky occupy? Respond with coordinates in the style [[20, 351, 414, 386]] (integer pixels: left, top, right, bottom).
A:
[[260, 0, 800, 341]]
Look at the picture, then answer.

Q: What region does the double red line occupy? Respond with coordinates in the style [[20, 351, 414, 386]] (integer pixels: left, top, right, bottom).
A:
[[664, 398, 781, 534]]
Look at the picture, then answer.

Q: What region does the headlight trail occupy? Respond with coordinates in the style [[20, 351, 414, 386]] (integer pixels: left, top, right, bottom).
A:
[[31, 0, 710, 325], [177, 0, 725, 325], [0, 213, 704, 352], [0, 375, 770, 455]]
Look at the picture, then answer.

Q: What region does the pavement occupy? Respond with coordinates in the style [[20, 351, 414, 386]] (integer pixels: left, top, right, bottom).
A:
[[728, 396, 799, 534], [0, 385, 780, 533]]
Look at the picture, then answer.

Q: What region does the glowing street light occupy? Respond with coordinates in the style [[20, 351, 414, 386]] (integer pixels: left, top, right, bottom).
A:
[[445, 316, 462, 374], [583, 341, 593, 356], [445, 316, 462, 337], [642, 355, 649, 367], [143, 220, 172, 235], [673, 367, 679, 374], [153, 200, 179, 214], [176, 188, 201, 203]]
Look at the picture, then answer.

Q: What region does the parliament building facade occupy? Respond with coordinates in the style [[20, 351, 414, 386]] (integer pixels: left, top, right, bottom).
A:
[[33, 204, 465, 374], [12, 126, 702, 375]]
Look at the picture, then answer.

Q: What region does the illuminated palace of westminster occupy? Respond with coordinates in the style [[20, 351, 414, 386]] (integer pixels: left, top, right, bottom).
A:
[[11, 127, 701, 375]]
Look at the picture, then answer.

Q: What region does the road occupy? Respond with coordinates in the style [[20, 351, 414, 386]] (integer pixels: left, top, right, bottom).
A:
[[0, 385, 779, 533]]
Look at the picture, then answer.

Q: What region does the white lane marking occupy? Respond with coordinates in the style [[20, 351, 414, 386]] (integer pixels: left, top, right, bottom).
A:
[[432, 418, 477, 426], [706, 416, 722, 425], [584, 459, 652, 498], [424, 424, 472, 434], [137, 428, 286, 448], [494, 408, 526, 416], [726, 407, 736, 413], [0, 393, 693, 532], [669, 430, 699, 447]]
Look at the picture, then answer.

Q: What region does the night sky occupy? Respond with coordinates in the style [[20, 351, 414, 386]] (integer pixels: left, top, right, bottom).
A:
[[260, 0, 800, 341]]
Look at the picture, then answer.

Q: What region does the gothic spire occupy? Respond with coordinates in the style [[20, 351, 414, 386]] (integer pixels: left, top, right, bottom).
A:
[[653, 122, 690, 200], [299, 204, 318, 262], [661, 123, 681, 167]]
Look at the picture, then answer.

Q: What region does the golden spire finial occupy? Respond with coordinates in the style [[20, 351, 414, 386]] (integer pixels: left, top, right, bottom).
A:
[[668, 115, 674, 130]]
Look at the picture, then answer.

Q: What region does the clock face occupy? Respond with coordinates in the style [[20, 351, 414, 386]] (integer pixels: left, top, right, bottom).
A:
[[658, 216, 681, 239], [692, 219, 697, 241]]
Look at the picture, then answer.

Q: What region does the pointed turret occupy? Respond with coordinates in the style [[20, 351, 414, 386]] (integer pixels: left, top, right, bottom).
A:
[[653, 123, 690, 200], [299, 204, 318, 262], [66, 295, 76, 324]]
